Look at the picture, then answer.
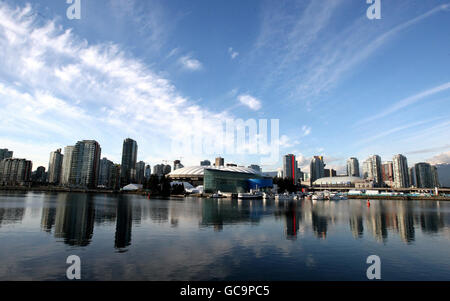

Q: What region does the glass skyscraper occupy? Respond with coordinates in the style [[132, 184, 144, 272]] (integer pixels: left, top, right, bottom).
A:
[[120, 138, 138, 187]]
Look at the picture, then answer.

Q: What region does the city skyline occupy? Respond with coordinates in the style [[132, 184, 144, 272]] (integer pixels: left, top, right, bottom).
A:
[[0, 1, 449, 172]]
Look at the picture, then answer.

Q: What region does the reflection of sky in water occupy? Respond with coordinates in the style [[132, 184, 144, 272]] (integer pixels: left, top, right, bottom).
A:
[[0, 192, 449, 280]]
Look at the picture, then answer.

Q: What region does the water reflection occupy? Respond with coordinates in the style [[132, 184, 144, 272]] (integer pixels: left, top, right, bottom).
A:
[[2, 193, 450, 248], [115, 198, 132, 251], [54, 194, 95, 246]]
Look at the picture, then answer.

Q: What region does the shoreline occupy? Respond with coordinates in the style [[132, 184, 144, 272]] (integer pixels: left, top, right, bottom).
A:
[[1, 186, 449, 201]]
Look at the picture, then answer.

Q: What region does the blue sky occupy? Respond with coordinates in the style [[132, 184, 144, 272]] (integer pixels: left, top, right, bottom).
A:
[[0, 0, 449, 173]]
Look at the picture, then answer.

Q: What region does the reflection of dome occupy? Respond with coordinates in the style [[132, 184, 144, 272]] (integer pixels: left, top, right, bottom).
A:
[[168, 166, 260, 177], [313, 176, 362, 186]]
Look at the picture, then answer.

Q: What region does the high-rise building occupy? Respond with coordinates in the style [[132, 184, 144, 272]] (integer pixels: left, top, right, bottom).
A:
[[98, 158, 114, 188], [393, 154, 409, 188], [409, 167, 417, 187], [0, 149, 13, 160], [68, 140, 101, 188], [346, 157, 360, 177], [0, 158, 32, 186], [144, 165, 151, 180], [153, 164, 164, 176], [215, 157, 224, 167], [48, 148, 63, 184], [324, 169, 336, 177], [283, 154, 299, 184], [431, 165, 440, 188], [163, 164, 171, 175], [120, 138, 138, 187], [363, 155, 382, 186], [381, 161, 394, 186], [310, 156, 325, 184], [200, 160, 211, 166], [61, 146, 74, 186], [135, 161, 146, 184], [173, 160, 184, 171], [32, 166, 47, 184], [110, 164, 121, 190], [435, 163, 450, 187], [414, 162, 434, 188], [248, 164, 261, 173]]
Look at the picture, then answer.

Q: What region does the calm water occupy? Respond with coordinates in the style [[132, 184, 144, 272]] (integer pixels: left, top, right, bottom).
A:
[[0, 191, 449, 281]]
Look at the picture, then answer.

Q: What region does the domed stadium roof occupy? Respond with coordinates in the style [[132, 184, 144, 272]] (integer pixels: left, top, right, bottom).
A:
[[169, 166, 260, 177], [313, 176, 362, 185]]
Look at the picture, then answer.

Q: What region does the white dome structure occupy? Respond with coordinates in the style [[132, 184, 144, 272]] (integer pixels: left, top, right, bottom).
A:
[[168, 166, 260, 186], [169, 166, 260, 177], [313, 176, 362, 187]]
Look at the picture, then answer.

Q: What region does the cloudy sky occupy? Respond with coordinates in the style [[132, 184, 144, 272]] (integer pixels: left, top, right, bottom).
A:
[[0, 0, 449, 173]]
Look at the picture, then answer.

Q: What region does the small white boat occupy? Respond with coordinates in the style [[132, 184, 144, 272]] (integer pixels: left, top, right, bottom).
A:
[[263, 192, 274, 200], [275, 193, 294, 201], [211, 191, 226, 198], [238, 190, 263, 199], [312, 192, 325, 200]]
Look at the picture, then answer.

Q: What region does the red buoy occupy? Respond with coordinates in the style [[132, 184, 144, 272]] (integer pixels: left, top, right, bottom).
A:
[[367, 200, 370, 207]]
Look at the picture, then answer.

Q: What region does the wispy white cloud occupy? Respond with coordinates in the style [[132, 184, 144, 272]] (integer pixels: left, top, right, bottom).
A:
[[427, 151, 450, 165], [359, 82, 450, 124], [237, 94, 262, 111], [301, 125, 311, 137], [228, 47, 239, 59], [0, 2, 225, 167], [179, 55, 203, 71], [251, 1, 450, 103]]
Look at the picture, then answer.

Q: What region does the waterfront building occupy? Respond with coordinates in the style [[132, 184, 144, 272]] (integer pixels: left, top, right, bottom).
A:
[[414, 162, 434, 188], [163, 164, 171, 175], [346, 157, 360, 177], [120, 138, 138, 187], [303, 172, 310, 181], [60, 146, 74, 186], [135, 161, 146, 184], [32, 166, 47, 184], [381, 161, 394, 186], [248, 164, 262, 173], [169, 165, 271, 193], [435, 163, 450, 187], [215, 157, 224, 167], [144, 165, 151, 180], [363, 155, 382, 187], [48, 148, 63, 185], [283, 154, 299, 184], [200, 160, 211, 166], [153, 164, 164, 176], [98, 158, 114, 188], [0, 149, 13, 160], [313, 176, 362, 187], [431, 165, 440, 188], [310, 156, 325, 184], [68, 140, 101, 188], [393, 154, 409, 188], [409, 167, 417, 187], [277, 168, 283, 178], [111, 164, 121, 190], [173, 160, 184, 171], [0, 158, 32, 186], [324, 168, 336, 177]]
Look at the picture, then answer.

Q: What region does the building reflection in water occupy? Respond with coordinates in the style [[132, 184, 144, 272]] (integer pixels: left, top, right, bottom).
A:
[[284, 201, 300, 240], [41, 198, 56, 233], [31, 193, 450, 247], [54, 193, 95, 246], [115, 197, 133, 251], [200, 199, 269, 231], [0, 202, 25, 228]]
